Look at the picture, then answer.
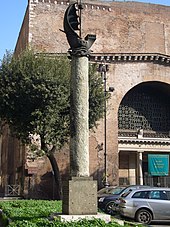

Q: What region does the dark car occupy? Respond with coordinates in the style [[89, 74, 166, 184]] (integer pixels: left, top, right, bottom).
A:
[[98, 185, 150, 214]]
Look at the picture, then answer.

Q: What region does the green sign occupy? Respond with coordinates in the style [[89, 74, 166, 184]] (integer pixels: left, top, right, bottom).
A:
[[148, 154, 169, 176]]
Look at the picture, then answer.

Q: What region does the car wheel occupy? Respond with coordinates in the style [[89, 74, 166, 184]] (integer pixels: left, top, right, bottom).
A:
[[135, 209, 152, 224], [105, 202, 116, 215]]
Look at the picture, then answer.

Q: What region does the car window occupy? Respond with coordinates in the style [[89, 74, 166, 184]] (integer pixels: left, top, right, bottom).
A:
[[122, 188, 132, 194], [149, 190, 168, 200], [120, 187, 137, 195], [132, 191, 149, 199], [98, 186, 125, 195], [121, 189, 133, 197], [160, 191, 168, 200], [109, 187, 125, 195], [120, 185, 149, 194], [149, 191, 160, 199], [120, 186, 149, 197], [166, 191, 170, 200], [97, 187, 114, 195]]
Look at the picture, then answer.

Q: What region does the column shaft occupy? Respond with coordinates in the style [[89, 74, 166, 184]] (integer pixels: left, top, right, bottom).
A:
[[138, 151, 143, 185], [70, 56, 89, 177]]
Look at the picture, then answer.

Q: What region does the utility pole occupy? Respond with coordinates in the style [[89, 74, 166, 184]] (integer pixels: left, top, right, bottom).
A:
[[98, 63, 114, 187]]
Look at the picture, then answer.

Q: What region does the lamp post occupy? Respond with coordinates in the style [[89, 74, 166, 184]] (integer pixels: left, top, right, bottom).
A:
[[98, 63, 114, 187]]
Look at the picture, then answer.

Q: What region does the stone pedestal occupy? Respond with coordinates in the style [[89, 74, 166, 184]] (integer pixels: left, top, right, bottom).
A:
[[55, 213, 111, 223], [62, 177, 97, 215]]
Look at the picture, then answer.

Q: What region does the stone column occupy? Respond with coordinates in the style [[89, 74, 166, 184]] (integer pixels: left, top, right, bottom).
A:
[[128, 152, 136, 185], [62, 3, 97, 216], [62, 54, 98, 215], [138, 151, 143, 185], [70, 56, 89, 177]]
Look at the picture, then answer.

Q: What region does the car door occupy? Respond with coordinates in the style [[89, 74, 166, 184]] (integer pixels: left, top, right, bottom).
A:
[[147, 190, 170, 220]]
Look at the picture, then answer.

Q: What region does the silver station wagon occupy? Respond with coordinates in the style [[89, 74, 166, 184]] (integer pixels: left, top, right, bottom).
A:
[[119, 187, 170, 224]]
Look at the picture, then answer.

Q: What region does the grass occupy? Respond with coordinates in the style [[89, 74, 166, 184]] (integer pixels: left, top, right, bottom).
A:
[[0, 200, 143, 226]]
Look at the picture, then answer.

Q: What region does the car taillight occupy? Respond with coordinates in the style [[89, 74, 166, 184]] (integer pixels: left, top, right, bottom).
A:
[[120, 198, 126, 203]]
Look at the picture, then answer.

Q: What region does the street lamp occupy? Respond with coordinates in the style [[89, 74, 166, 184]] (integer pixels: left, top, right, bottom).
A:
[[98, 63, 114, 187]]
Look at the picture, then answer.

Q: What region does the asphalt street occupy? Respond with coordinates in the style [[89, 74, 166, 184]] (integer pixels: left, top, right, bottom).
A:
[[149, 221, 170, 227]]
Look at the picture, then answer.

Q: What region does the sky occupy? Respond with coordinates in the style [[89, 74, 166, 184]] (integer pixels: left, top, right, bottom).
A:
[[0, 0, 170, 60]]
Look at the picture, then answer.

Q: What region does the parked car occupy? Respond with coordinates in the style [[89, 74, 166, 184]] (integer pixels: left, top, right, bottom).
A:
[[119, 187, 170, 224], [98, 185, 126, 213], [98, 185, 150, 214], [97, 186, 117, 197]]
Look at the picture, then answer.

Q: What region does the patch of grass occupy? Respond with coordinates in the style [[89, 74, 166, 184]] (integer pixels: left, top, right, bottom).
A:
[[0, 200, 143, 226]]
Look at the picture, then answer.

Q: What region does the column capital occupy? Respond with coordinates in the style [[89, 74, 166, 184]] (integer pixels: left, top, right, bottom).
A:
[[137, 150, 144, 153]]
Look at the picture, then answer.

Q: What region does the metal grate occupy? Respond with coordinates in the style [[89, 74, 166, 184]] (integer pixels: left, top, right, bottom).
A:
[[5, 185, 21, 196], [118, 87, 170, 133]]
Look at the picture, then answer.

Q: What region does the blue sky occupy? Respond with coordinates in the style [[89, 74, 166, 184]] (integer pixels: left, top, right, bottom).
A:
[[0, 0, 170, 60], [0, 1, 27, 60]]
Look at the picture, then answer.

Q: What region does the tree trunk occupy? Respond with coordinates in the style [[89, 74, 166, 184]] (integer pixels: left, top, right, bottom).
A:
[[47, 151, 63, 200], [40, 135, 63, 199], [41, 136, 63, 199]]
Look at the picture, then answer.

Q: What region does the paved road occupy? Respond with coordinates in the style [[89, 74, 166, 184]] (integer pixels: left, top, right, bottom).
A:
[[149, 221, 170, 227], [127, 220, 170, 227], [114, 214, 170, 227], [126, 220, 170, 227]]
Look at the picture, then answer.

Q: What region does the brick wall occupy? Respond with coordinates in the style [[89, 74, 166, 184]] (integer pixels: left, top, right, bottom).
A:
[[12, 0, 170, 197]]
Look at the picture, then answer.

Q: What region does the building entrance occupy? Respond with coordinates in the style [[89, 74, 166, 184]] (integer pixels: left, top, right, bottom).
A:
[[118, 81, 170, 186], [118, 149, 170, 187]]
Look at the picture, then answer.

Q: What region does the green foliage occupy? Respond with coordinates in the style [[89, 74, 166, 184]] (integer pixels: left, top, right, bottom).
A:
[[8, 219, 123, 227], [0, 200, 61, 217], [0, 50, 106, 152], [0, 200, 61, 226], [0, 200, 141, 227], [0, 50, 70, 149], [89, 63, 107, 129]]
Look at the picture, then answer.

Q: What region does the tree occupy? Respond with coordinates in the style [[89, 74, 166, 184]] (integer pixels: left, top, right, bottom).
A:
[[0, 50, 108, 199]]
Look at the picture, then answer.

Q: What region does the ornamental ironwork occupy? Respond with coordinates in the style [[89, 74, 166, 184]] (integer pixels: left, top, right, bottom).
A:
[[118, 86, 170, 134]]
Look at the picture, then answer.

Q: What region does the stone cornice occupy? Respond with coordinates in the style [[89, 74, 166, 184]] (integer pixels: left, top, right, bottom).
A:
[[118, 137, 170, 145], [36, 52, 170, 66], [30, 0, 112, 11], [90, 53, 170, 66]]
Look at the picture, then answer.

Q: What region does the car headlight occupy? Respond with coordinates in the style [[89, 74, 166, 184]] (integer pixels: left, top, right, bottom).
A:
[[98, 197, 105, 202]]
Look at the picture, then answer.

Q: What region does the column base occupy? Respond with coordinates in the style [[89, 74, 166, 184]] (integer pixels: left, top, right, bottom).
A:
[[62, 177, 97, 215], [54, 213, 111, 223]]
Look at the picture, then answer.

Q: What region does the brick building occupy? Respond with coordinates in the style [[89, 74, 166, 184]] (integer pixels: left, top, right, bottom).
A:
[[1, 0, 170, 199]]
